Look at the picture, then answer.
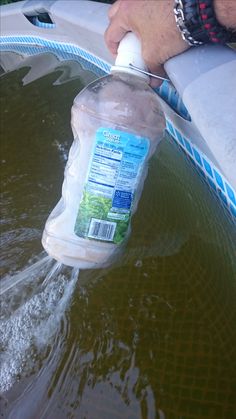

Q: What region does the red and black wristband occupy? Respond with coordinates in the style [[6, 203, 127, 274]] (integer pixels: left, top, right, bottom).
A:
[[174, 0, 236, 46], [197, 0, 236, 43]]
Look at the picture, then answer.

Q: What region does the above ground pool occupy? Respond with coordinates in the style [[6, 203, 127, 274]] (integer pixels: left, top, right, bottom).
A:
[[0, 1, 236, 418], [1, 48, 236, 419]]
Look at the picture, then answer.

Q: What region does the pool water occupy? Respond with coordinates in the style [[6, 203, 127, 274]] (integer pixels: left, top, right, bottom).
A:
[[0, 51, 236, 419]]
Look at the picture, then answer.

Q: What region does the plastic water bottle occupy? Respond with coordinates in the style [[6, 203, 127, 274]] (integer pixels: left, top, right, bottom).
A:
[[42, 33, 165, 268]]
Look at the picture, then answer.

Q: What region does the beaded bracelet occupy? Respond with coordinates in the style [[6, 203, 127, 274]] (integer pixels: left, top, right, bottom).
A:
[[174, 0, 236, 46], [197, 0, 236, 43]]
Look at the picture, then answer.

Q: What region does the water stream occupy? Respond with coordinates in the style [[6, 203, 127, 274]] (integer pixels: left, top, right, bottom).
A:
[[0, 256, 79, 393]]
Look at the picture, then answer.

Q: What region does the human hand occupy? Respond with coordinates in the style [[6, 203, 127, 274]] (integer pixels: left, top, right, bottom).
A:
[[105, 0, 190, 86]]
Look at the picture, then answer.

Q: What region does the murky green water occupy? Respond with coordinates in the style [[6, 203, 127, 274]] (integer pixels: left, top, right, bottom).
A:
[[0, 52, 236, 419]]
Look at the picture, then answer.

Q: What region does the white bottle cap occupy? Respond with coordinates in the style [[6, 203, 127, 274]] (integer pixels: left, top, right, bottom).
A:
[[111, 32, 149, 80]]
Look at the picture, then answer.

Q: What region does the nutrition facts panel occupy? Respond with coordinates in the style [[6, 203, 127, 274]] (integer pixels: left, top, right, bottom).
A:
[[75, 127, 150, 243], [87, 128, 149, 203], [87, 143, 122, 199]]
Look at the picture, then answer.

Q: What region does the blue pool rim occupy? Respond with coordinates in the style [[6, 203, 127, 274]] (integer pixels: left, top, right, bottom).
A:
[[166, 120, 236, 222], [0, 34, 235, 223], [0, 35, 191, 120]]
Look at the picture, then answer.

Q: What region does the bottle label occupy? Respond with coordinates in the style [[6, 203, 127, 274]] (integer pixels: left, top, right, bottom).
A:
[[74, 128, 149, 244]]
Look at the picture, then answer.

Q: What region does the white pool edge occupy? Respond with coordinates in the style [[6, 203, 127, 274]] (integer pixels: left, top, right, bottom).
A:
[[0, 0, 235, 222]]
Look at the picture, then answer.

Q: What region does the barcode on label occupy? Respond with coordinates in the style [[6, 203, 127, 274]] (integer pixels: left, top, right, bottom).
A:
[[88, 218, 116, 241]]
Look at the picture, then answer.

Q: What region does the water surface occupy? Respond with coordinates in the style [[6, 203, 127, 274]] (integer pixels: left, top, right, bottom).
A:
[[0, 51, 236, 419]]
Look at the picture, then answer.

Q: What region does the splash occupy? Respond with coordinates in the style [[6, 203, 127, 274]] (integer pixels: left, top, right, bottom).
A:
[[0, 256, 79, 393]]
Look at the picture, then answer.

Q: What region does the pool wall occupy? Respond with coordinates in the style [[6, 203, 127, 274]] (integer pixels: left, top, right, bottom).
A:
[[1, 0, 235, 221]]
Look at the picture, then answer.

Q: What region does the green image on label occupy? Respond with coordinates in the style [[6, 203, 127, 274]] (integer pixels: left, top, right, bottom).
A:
[[74, 128, 149, 244]]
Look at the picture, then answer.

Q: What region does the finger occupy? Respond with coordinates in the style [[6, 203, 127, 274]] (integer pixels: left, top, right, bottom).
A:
[[143, 59, 165, 88], [139, 39, 164, 86], [149, 67, 168, 88], [108, 0, 120, 19], [104, 22, 128, 56]]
